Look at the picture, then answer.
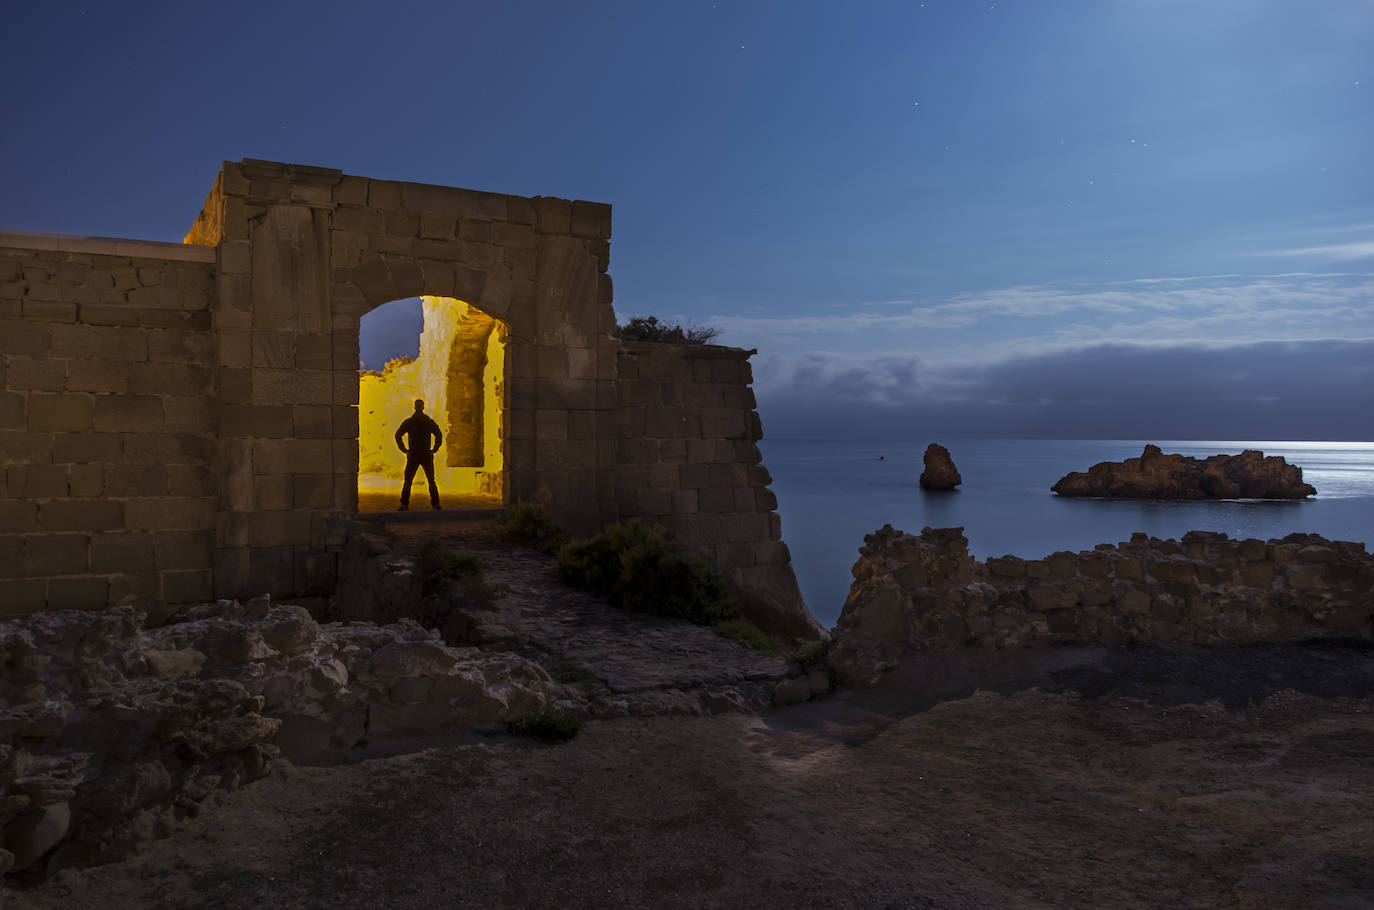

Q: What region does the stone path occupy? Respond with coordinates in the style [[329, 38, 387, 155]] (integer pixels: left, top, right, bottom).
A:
[[377, 517, 805, 717]]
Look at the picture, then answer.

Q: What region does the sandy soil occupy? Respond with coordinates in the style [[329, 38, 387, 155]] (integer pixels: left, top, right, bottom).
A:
[[11, 642, 1374, 910]]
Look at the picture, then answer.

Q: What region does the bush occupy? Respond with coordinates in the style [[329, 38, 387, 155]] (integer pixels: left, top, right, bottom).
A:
[[557, 520, 736, 626], [790, 638, 832, 671], [498, 501, 567, 554], [417, 541, 500, 604], [509, 703, 583, 743], [711, 619, 781, 656], [615, 316, 720, 345]]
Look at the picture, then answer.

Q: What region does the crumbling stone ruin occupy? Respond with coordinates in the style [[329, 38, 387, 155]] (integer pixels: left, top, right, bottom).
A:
[[831, 525, 1374, 683], [0, 159, 816, 639]]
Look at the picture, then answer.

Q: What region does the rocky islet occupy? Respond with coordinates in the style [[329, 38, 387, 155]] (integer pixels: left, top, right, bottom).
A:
[[1051, 444, 1317, 499]]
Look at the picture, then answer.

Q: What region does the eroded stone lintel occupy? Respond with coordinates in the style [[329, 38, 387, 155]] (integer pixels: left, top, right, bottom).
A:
[[0, 230, 217, 262]]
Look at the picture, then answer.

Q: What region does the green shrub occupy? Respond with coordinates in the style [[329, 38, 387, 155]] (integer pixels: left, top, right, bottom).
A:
[[498, 501, 567, 554], [509, 703, 583, 743], [711, 619, 781, 655], [557, 520, 736, 626], [614, 316, 720, 345], [790, 638, 832, 671], [417, 541, 500, 604], [545, 659, 594, 684]]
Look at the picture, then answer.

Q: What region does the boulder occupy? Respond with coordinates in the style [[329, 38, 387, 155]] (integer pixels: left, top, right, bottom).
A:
[[918, 443, 962, 490], [1051, 445, 1316, 499]]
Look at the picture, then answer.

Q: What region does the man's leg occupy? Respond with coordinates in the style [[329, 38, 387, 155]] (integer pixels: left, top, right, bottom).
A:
[[422, 459, 440, 509], [400, 460, 419, 510]]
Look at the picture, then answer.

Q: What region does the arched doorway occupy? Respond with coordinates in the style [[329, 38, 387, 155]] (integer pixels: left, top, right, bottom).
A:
[[356, 295, 506, 512]]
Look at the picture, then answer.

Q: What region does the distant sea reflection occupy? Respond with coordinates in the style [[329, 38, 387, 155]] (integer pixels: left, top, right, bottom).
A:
[[760, 439, 1374, 628]]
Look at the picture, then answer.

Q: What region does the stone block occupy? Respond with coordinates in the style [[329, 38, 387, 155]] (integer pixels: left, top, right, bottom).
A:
[[568, 410, 597, 440], [333, 176, 369, 206], [247, 509, 312, 548], [47, 575, 109, 610], [333, 370, 360, 406], [148, 328, 214, 363], [0, 321, 51, 356], [41, 499, 122, 532], [571, 201, 612, 239], [163, 395, 214, 433], [8, 464, 68, 498], [8, 356, 67, 391], [249, 546, 296, 595], [536, 409, 568, 440], [65, 359, 130, 393], [532, 198, 573, 234], [123, 497, 216, 531], [254, 368, 333, 406], [27, 392, 92, 431], [254, 475, 293, 510], [90, 532, 156, 573], [22, 299, 77, 322], [292, 405, 333, 438], [153, 530, 213, 571], [93, 394, 163, 432], [292, 473, 333, 509], [0, 501, 38, 533], [294, 333, 332, 370], [0, 391, 25, 429], [48, 323, 146, 361], [23, 534, 89, 576], [63, 462, 97, 498], [0, 534, 21, 577], [0, 430, 51, 467], [102, 462, 165, 497], [698, 487, 735, 514], [493, 221, 536, 248]]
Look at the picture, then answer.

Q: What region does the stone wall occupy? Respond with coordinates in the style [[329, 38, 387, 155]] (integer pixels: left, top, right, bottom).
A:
[[615, 341, 817, 640], [0, 159, 813, 637], [831, 525, 1374, 683], [185, 159, 619, 602], [0, 235, 217, 616]]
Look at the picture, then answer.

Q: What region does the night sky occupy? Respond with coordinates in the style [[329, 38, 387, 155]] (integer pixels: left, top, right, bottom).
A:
[[3, 1, 1371, 439]]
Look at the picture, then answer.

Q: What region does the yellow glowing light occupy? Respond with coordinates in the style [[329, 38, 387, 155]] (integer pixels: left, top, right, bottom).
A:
[[358, 296, 505, 511]]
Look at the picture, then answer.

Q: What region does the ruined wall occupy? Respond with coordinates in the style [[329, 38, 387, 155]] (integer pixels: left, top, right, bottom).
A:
[[832, 525, 1374, 682], [615, 341, 818, 640], [183, 159, 618, 600], [0, 234, 217, 615], [1, 159, 813, 635]]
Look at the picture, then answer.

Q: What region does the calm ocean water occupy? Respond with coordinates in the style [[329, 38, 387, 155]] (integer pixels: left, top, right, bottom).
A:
[[759, 439, 1374, 628]]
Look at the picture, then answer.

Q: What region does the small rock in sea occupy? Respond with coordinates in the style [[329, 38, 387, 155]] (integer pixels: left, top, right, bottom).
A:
[[919, 443, 962, 490]]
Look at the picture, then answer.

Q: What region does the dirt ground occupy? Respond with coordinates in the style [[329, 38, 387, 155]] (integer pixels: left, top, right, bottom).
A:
[[10, 641, 1374, 910]]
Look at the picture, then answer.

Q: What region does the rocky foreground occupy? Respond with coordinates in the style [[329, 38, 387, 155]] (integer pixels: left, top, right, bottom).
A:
[[1051, 445, 1316, 499], [0, 518, 815, 882], [13, 642, 1374, 910]]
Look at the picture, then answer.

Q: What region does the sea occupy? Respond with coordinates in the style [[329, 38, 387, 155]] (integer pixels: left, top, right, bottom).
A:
[[759, 439, 1374, 629]]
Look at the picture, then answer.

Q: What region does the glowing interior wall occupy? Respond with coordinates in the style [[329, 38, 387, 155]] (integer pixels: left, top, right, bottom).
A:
[[358, 296, 505, 506]]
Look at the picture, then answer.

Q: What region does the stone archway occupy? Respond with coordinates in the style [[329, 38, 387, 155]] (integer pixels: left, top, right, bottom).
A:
[[357, 296, 507, 512]]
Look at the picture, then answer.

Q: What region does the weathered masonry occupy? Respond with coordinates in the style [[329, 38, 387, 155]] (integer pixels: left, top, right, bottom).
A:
[[0, 159, 818, 639]]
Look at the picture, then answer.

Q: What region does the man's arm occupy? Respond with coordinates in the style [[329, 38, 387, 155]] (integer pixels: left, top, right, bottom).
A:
[[394, 422, 408, 453], [430, 418, 443, 454]]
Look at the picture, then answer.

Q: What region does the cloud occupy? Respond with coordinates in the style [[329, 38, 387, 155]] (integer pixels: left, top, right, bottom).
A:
[[711, 271, 1374, 354], [1264, 241, 1374, 262], [753, 340, 1374, 441]]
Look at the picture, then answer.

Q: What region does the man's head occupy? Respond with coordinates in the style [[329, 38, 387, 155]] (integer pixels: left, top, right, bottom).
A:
[[414, 399, 425, 413]]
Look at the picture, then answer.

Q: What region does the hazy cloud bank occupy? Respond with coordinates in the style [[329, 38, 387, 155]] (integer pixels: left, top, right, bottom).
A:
[[754, 340, 1374, 441]]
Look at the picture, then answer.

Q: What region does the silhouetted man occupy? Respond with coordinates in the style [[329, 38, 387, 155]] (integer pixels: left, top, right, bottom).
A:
[[394, 399, 443, 510]]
